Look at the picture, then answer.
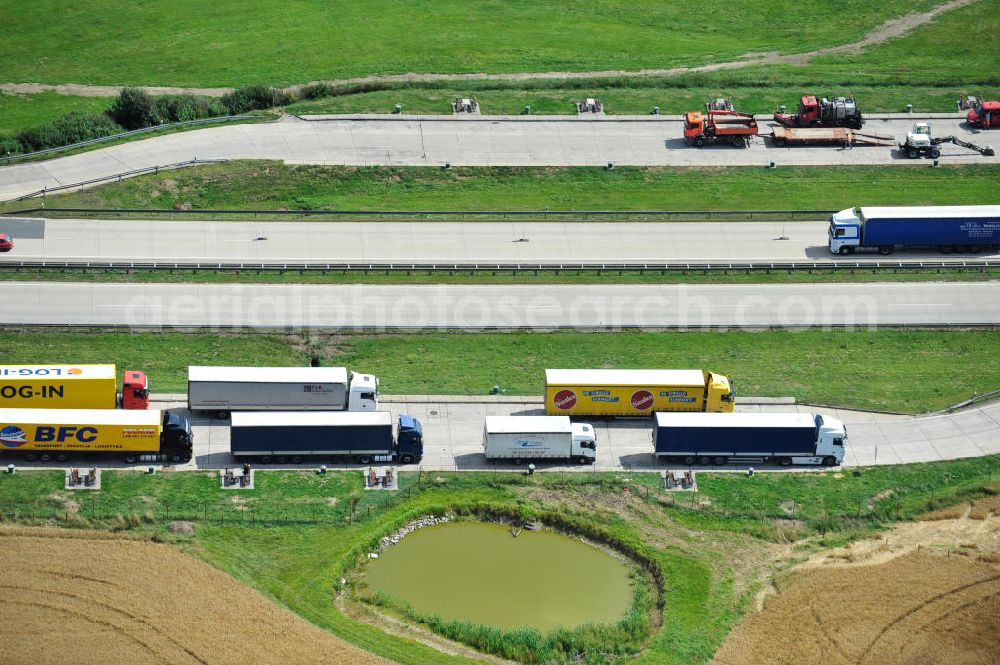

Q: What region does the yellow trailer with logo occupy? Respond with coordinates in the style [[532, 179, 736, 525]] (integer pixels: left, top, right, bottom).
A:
[[0, 365, 119, 409], [544, 369, 734, 417], [0, 408, 193, 463]]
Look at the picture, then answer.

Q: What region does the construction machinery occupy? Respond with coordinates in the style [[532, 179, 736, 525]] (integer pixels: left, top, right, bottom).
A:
[[774, 95, 864, 129], [900, 123, 995, 158], [706, 98, 734, 111], [684, 109, 757, 147], [770, 126, 892, 147]]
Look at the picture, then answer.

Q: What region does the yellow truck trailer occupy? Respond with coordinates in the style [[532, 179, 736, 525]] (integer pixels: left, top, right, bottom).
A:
[[0, 365, 119, 409], [0, 408, 193, 463], [544, 369, 734, 416]]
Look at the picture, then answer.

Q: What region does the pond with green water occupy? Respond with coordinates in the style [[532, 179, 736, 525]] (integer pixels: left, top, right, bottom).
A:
[[364, 521, 634, 631]]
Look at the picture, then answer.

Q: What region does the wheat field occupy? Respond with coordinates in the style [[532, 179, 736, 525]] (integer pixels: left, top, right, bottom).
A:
[[713, 550, 1000, 665], [0, 527, 389, 665]]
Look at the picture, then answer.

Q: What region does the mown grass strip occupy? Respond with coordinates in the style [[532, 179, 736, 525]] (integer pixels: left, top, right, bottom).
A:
[[0, 328, 997, 412]]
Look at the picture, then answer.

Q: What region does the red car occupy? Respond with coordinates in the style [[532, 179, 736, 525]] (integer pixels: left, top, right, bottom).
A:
[[967, 100, 999, 129], [0, 233, 12, 252]]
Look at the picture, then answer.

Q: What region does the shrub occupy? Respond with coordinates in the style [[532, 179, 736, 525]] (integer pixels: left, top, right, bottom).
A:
[[108, 87, 161, 130], [0, 135, 22, 157], [221, 85, 284, 114], [15, 111, 123, 152]]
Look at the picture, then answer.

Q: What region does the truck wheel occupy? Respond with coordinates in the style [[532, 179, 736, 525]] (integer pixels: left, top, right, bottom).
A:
[[822, 456, 837, 467], [39, 453, 52, 462], [907, 147, 919, 159], [216, 411, 230, 420], [694, 137, 705, 147], [838, 246, 853, 255], [713, 456, 727, 466], [55, 453, 68, 463], [878, 246, 892, 255], [169, 453, 183, 463], [731, 136, 746, 148], [260, 456, 272, 464], [969, 245, 982, 254], [291, 455, 302, 464], [778, 457, 792, 467], [125, 453, 138, 464], [576, 456, 589, 465], [697, 456, 710, 466], [275, 456, 289, 464], [929, 147, 941, 159], [357, 455, 373, 465], [941, 245, 953, 254], [682, 456, 695, 466], [23, 453, 37, 462], [399, 453, 415, 464], [513, 458, 524, 465]]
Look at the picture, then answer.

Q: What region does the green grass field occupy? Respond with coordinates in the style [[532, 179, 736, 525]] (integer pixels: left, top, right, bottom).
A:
[[4, 163, 997, 213], [284, 84, 971, 116], [1, 329, 997, 412], [1, 459, 997, 664], [2, 267, 996, 286], [0, 92, 114, 135], [0, 1, 945, 87]]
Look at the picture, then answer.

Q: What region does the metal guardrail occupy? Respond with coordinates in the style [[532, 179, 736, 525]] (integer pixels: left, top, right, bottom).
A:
[[2, 259, 997, 271], [4, 207, 835, 221], [8, 322, 998, 331], [0, 116, 259, 165], [945, 389, 1000, 413], [9, 160, 226, 201]]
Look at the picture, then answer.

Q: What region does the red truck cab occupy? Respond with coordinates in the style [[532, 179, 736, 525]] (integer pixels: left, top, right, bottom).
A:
[[0, 233, 13, 252], [121, 370, 151, 409], [967, 101, 998, 129]]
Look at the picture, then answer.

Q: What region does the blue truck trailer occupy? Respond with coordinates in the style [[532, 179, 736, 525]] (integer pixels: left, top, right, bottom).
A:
[[653, 412, 846, 466], [230, 411, 423, 464], [829, 205, 1000, 255]]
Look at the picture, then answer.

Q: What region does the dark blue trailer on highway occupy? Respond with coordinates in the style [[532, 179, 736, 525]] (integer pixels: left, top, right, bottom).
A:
[[230, 411, 423, 464], [653, 412, 847, 466], [829, 205, 1000, 255]]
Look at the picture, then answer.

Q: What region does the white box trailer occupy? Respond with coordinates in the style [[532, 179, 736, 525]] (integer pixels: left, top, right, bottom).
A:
[[483, 416, 596, 465], [187, 366, 378, 417]]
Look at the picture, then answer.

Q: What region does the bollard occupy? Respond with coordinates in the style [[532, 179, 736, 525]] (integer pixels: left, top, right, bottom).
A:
[[606, 161, 614, 170], [320, 465, 327, 475], [443, 162, 451, 169], [747, 467, 755, 477], [147, 465, 155, 475], [523, 105, 531, 115], [652, 106, 660, 115], [906, 104, 913, 113], [527, 463, 536, 476], [779, 105, 786, 113], [933, 159, 939, 167], [6, 463, 14, 474], [394, 103, 402, 114], [767, 161, 776, 169]]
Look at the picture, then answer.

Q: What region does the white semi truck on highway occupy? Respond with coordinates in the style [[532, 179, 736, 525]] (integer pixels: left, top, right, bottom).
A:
[[187, 366, 379, 418], [483, 416, 597, 465], [829, 205, 1000, 255]]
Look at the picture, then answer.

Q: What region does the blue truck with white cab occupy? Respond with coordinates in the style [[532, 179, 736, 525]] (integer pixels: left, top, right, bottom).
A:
[[230, 411, 423, 464], [829, 205, 1000, 255]]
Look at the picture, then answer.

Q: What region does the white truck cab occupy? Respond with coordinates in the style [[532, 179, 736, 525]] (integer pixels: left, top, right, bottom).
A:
[[810, 416, 847, 466], [828, 207, 862, 254], [347, 372, 379, 411], [571, 422, 598, 462]]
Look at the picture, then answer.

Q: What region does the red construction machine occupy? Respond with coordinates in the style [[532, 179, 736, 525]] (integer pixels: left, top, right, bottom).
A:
[[774, 95, 864, 129]]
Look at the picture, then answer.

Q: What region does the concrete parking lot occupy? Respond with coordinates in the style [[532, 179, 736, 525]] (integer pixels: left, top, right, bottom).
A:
[[1, 114, 993, 201], [98, 394, 1000, 473]]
